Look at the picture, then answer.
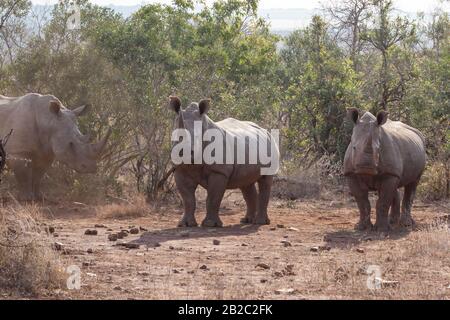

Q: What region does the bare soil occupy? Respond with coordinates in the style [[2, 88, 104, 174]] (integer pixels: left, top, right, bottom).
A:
[[1, 194, 449, 300]]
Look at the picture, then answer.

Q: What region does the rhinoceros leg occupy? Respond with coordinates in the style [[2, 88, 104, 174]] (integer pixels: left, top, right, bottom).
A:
[[31, 163, 51, 201], [240, 184, 257, 224], [174, 171, 198, 227], [10, 160, 33, 202], [347, 176, 372, 231], [399, 181, 417, 228], [254, 175, 272, 225], [389, 189, 401, 227], [374, 176, 399, 232], [202, 172, 227, 228]]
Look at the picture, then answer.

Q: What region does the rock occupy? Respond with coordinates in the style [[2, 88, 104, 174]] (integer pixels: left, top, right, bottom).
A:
[[310, 246, 319, 252], [199, 265, 209, 270], [53, 233, 59, 237], [113, 286, 122, 291], [87, 248, 93, 254], [241, 243, 248, 246], [94, 224, 107, 228], [129, 228, 139, 234], [269, 227, 276, 231], [82, 261, 90, 267], [117, 231, 128, 239], [86, 272, 97, 277], [173, 269, 180, 274], [124, 243, 140, 249], [287, 227, 299, 231], [356, 248, 365, 253], [275, 288, 297, 295], [281, 240, 292, 247], [260, 279, 267, 283], [169, 246, 175, 250], [256, 263, 270, 270], [319, 245, 331, 251], [139, 226, 148, 232], [137, 271, 149, 276], [53, 242, 64, 251], [276, 224, 285, 228], [108, 234, 118, 241], [212, 239, 220, 245], [84, 229, 98, 236], [107, 228, 113, 232], [48, 226, 55, 234]]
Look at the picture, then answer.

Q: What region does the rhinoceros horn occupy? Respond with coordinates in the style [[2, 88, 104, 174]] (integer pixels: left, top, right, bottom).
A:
[[92, 128, 112, 158]]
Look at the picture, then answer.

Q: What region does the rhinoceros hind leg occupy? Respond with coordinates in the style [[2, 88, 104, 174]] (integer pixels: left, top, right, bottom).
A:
[[389, 189, 401, 227], [399, 182, 417, 228], [253, 175, 272, 225], [240, 184, 257, 224]]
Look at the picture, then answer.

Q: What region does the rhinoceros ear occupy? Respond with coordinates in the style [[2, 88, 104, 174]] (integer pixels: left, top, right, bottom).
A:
[[169, 96, 181, 113], [199, 99, 210, 115], [49, 100, 61, 115], [376, 110, 389, 126], [346, 108, 360, 124], [73, 104, 90, 117]]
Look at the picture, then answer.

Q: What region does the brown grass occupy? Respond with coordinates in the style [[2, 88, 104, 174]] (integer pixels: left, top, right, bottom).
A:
[[96, 196, 150, 219], [0, 205, 64, 295]]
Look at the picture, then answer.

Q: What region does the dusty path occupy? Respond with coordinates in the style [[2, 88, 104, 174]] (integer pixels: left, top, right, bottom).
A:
[[22, 198, 450, 299]]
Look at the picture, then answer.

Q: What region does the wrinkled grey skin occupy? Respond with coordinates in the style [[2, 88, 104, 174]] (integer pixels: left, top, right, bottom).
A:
[[344, 108, 426, 232], [0, 93, 110, 201], [169, 96, 279, 228]]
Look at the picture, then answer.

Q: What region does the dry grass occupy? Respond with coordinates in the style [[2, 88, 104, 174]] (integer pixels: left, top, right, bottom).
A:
[[96, 196, 150, 219], [0, 205, 64, 295]]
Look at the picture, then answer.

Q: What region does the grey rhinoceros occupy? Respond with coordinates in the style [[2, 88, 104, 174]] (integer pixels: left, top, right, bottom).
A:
[[168, 96, 279, 228], [344, 108, 426, 232], [0, 93, 110, 201]]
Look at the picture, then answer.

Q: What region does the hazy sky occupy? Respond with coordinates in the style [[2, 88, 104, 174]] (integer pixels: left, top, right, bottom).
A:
[[31, 0, 450, 12]]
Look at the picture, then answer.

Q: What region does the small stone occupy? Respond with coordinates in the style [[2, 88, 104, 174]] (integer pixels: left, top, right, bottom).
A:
[[107, 228, 113, 231], [269, 227, 276, 231], [130, 228, 139, 234], [137, 271, 149, 276], [94, 224, 107, 228], [310, 246, 319, 252], [256, 263, 270, 270], [277, 224, 285, 228], [287, 227, 299, 232], [53, 242, 64, 251], [241, 243, 248, 246], [169, 246, 175, 250], [113, 286, 122, 291], [319, 245, 331, 251], [48, 226, 55, 234], [139, 226, 148, 232], [84, 229, 98, 236], [212, 239, 220, 245], [173, 269, 180, 274], [281, 240, 292, 247], [199, 265, 208, 270], [53, 233, 59, 237], [82, 262, 90, 267], [275, 288, 297, 295], [260, 279, 267, 283], [124, 243, 140, 249], [118, 231, 128, 238], [87, 248, 93, 254], [108, 234, 118, 241], [356, 248, 365, 253]]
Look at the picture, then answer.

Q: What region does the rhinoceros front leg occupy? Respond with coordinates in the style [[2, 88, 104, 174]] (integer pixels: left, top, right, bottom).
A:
[[202, 172, 228, 228], [10, 159, 33, 202], [389, 189, 401, 227], [374, 176, 399, 232], [400, 181, 417, 228], [254, 175, 272, 225], [347, 176, 372, 231], [174, 170, 198, 227], [32, 163, 51, 201], [240, 184, 257, 224]]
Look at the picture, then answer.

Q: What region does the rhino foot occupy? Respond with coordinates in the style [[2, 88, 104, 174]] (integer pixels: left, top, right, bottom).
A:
[[240, 216, 254, 224], [373, 222, 391, 233], [354, 220, 373, 231], [177, 216, 198, 228], [201, 217, 223, 228], [399, 215, 415, 228], [253, 216, 270, 225]]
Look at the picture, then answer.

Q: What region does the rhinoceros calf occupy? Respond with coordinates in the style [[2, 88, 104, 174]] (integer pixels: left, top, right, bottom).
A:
[[344, 109, 426, 232], [0, 93, 110, 201], [168, 96, 279, 227]]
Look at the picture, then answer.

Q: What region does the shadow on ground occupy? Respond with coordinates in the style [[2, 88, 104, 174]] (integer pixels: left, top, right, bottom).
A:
[[132, 223, 261, 247]]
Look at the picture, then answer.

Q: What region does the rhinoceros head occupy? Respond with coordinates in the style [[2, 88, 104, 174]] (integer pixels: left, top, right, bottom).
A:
[[347, 108, 389, 176], [47, 99, 110, 173], [168, 96, 210, 159]]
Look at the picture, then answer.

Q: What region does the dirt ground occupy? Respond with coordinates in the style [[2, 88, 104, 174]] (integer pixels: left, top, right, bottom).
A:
[[2, 192, 449, 300]]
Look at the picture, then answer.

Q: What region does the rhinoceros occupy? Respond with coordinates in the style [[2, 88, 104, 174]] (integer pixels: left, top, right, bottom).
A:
[[168, 96, 279, 227], [343, 108, 426, 232], [0, 93, 110, 201]]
